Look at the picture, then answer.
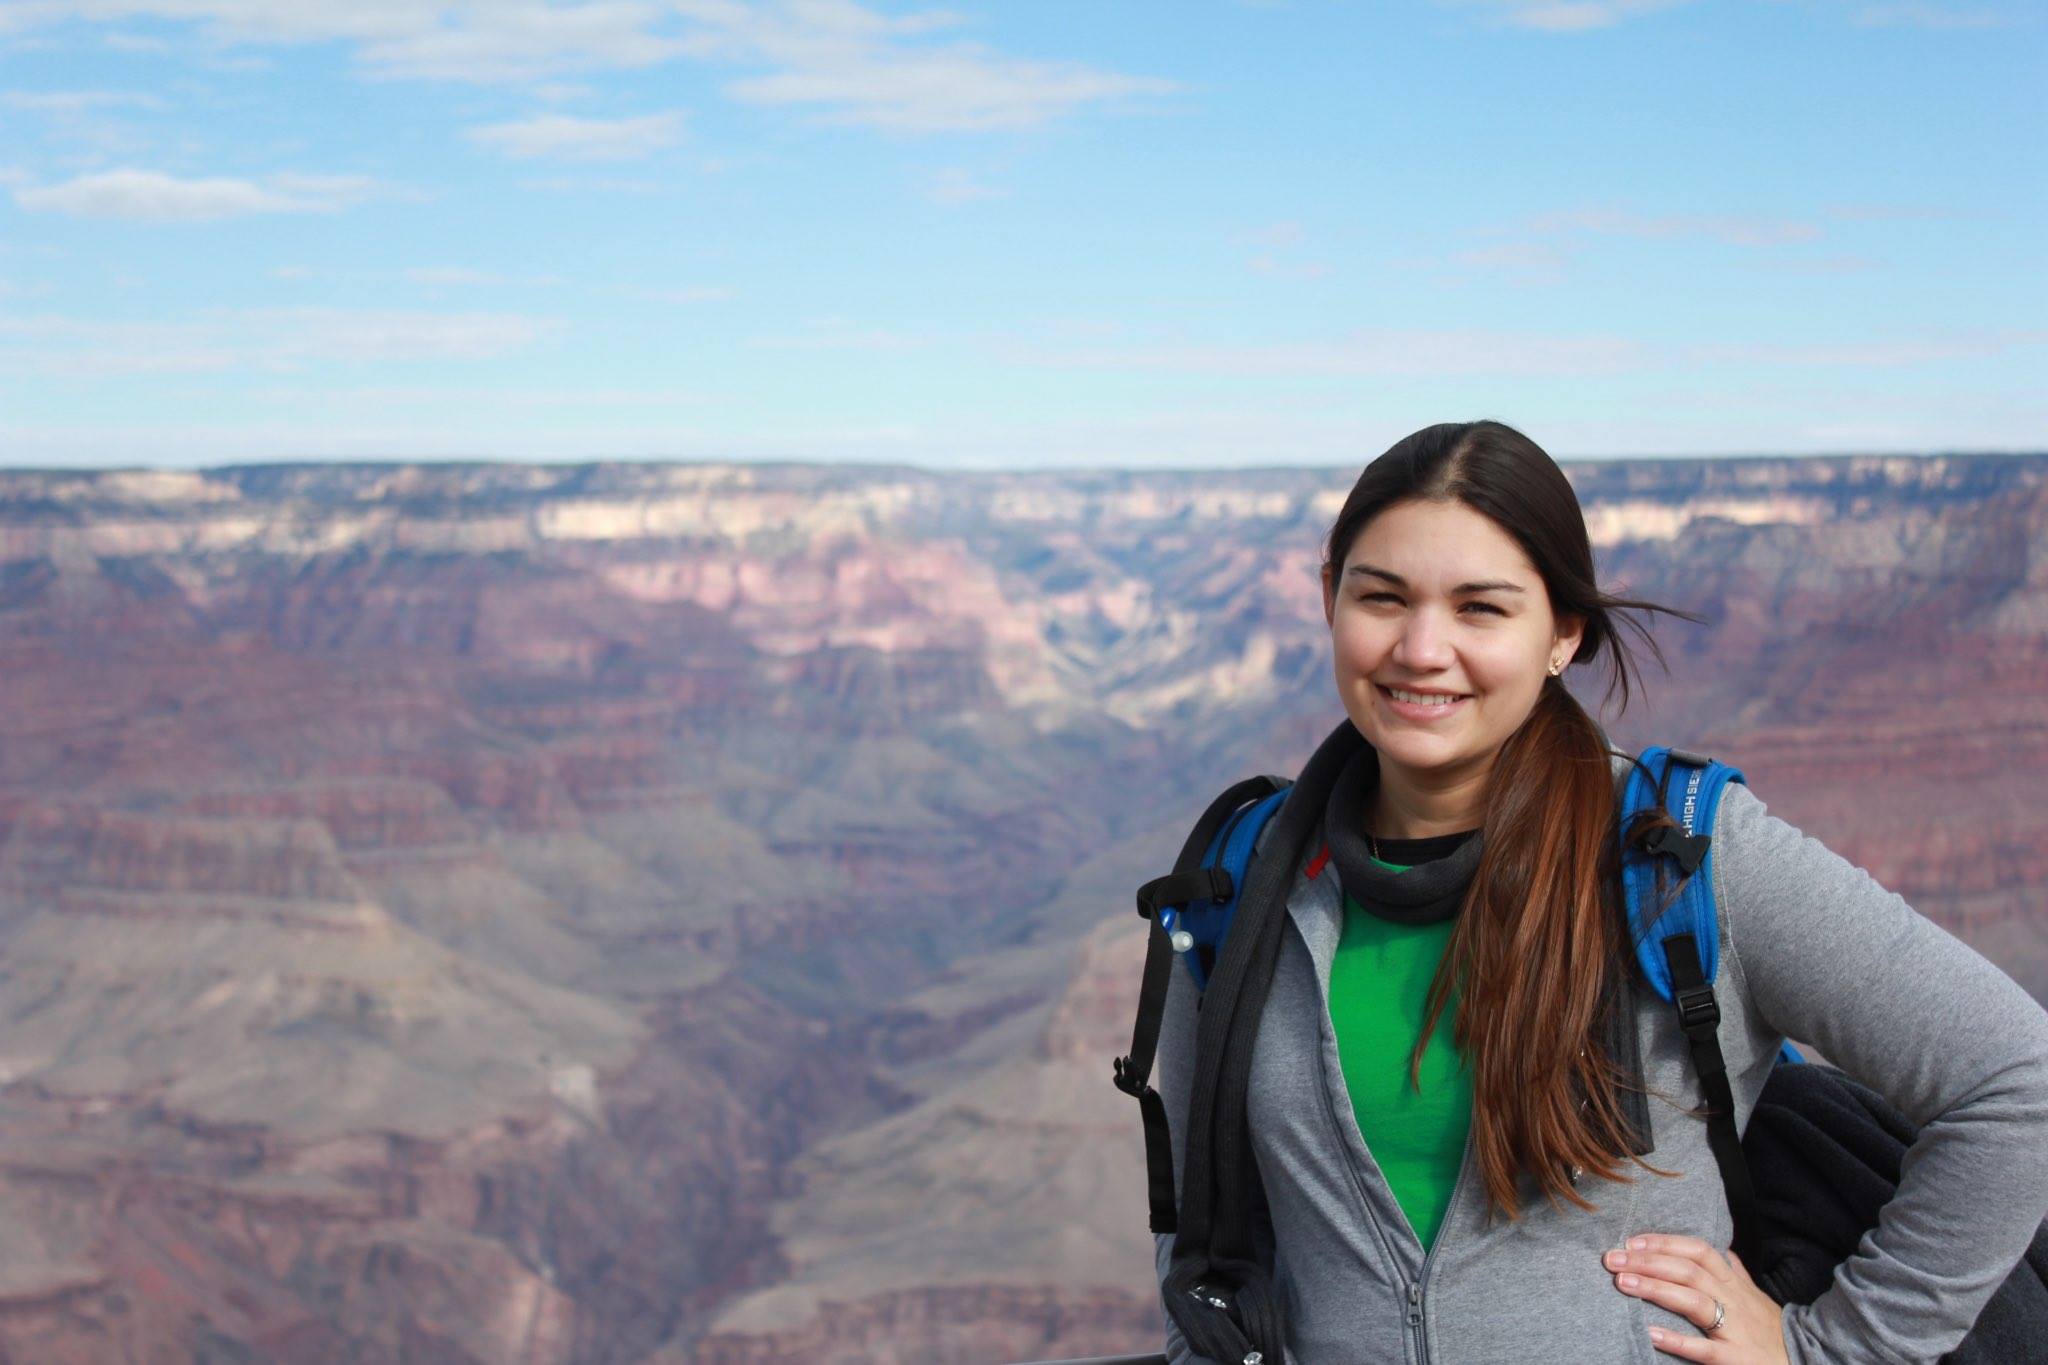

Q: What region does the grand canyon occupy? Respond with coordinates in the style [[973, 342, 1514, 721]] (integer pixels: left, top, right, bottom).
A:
[[0, 453, 2043, 1363]]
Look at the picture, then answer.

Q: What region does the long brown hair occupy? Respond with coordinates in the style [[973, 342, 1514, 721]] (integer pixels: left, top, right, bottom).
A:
[[1323, 420, 1698, 1220]]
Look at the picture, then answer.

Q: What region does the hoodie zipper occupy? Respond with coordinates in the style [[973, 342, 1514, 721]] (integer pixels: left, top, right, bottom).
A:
[[1306, 910, 1461, 1365], [1407, 1123, 1475, 1364]]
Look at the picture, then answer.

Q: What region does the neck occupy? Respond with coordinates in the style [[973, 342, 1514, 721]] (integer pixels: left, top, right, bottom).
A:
[[1370, 756, 1490, 839]]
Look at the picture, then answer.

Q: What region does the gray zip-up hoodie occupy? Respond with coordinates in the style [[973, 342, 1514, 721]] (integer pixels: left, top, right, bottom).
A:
[[1153, 758, 2048, 1363]]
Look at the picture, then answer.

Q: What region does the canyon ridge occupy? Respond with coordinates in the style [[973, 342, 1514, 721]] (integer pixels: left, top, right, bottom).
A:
[[1, 454, 2043, 1363]]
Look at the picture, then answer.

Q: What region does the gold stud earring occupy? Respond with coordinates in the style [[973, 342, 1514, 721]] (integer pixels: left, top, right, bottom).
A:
[[1548, 659, 1563, 676]]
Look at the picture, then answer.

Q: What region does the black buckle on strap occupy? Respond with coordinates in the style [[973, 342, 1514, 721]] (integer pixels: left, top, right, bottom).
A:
[[1641, 824, 1712, 877], [1112, 1054, 1149, 1098], [1674, 983, 1721, 1032], [1135, 866, 1235, 919]]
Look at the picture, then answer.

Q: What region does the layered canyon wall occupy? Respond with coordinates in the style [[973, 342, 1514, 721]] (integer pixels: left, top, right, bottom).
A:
[[0, 454, 2041, 1362]]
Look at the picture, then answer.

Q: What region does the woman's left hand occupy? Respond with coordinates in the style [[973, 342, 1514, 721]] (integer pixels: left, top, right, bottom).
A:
[[1605, 1233, 1788, 1363]]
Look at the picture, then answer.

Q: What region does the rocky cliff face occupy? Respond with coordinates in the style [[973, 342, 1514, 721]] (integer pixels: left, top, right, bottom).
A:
[[0, 454, 2042, 1362]]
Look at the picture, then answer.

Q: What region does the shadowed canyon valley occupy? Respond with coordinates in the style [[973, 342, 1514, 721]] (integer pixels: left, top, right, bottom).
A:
[[0, 454, 2044, 1363]]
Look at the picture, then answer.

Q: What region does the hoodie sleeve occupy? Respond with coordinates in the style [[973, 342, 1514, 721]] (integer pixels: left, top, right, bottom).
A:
[[1712, 781, 2048, 1364]]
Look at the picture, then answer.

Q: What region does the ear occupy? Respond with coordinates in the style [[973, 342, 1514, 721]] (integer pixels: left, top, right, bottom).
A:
[[1321, 563, 1336, 628], [1553, 612, 1587, 669]]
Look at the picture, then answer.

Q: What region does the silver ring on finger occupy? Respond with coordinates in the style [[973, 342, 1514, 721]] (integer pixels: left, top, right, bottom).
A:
[[1707, 1299, 1727, 1333]]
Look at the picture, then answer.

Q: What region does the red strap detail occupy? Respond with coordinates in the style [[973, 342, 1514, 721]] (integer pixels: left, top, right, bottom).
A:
[[1305, 844, 1331, 880]]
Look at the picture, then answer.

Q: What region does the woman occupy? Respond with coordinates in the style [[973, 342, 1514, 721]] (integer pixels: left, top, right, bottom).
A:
[[1150, 421, 2048, 1363]]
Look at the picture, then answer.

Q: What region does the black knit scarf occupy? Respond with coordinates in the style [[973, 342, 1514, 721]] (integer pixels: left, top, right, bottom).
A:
[[1323, 742, 1484, 924]]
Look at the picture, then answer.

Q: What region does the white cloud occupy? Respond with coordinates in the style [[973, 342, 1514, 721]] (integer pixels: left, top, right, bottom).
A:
[[468, 110, 685, 161], [1248, 254, 1332, 281], [404, 266, 505, 286], [13, 168, 380, 220], [0, 88, 165, 111], [101, 30, 170, 52], [1684, 331, 2048, 368], [1005, 326, 2048, 382], [1525, 207, 1823, 246], [707, 9, 1182, 133], [1012, 330, 1649, 379], [631, 285, 737, 303], [403, 266, 566, 287], [0, 1, 1176, 132], [747, 322, 923, 352], [0, 307, 549, 374], [1241, 221, 1307, 250], [366, 6, 712, 83], [1853, 2, 2019, 27], [0, 0, 710, 82], [1440, 0, 1693, 30], [1446, 242, 1569, 273], [922, 167, 1005, 203], [517, 173, 662, 193]]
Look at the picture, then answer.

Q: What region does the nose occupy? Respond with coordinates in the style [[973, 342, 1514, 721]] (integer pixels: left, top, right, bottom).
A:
[[1391, 608, 1454, 671]]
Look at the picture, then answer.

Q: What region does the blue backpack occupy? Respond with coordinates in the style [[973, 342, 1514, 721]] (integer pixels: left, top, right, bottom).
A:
[[1117, 745, 2048, 1355], [1115, 746, 1794, 1265]]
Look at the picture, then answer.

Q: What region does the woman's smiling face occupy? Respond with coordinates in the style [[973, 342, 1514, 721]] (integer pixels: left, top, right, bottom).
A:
[[1322, 497, 1584, 786]]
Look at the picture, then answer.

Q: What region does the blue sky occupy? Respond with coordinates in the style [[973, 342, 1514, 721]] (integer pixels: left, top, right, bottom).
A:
[[0, 0, 2042, 469]]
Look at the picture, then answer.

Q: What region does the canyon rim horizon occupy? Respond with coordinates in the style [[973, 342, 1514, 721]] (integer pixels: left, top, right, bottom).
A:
[[1, 450, 2044, 1364]]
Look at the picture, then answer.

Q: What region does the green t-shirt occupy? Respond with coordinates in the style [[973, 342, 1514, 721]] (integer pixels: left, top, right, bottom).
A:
[[1327, 860, 1473, 1251]]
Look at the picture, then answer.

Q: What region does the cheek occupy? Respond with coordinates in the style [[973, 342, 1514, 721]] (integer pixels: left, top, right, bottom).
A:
[[1466, 636, 1548, 695], [1331, 618, 1388, 668]]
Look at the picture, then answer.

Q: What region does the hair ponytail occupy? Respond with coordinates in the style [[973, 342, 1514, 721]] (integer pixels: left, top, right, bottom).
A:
[[1325, 420, 1700, 1220], [1413, 678, 1676, 1218]]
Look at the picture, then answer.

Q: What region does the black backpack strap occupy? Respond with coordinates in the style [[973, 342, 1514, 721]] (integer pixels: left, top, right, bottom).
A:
[[1662, 931, 1763, 1271], [1119, 774, 1286, 1236], [1167, 722, 1362, 1365]]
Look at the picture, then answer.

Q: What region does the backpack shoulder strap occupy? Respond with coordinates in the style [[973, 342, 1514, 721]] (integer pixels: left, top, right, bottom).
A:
[[1620, 745, 1744, 999], [1620, 745, 1768, 1267], [1119, 775, 1289, 1236]]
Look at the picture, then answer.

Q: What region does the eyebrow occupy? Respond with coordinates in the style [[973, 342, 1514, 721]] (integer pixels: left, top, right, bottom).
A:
[[1344, 563, 1527, 595]]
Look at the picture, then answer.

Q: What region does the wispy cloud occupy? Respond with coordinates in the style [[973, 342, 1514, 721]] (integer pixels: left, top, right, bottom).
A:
[[1236, 222, 1334, 280], [1002, 326, 2048, 381], [1525, 207, 1823, 246], [2, 1, 711, 84], [517, 173, 663, 194], [698, 1, 1182, 132], [1440, 0, 1694, 32], [1684, 330, 2048, 368], [748, 318, 925, 351], [404, 267, 507, 287], [921, 167, 1007, 203], [0, 307, 549, 374], [1242, 221, 1308, 249], [467, 110, 686, 161], [1248, 254, 1332, 281], [13, 168, 381, 221], [1852, 2, 2022, 28], [630, 285, 737, 303], [1012, 329, 1649, 378], [0, 2, 1177, 132], [1436, 242, 1572, 286], [1824, 203, 1966, 221], [0, 88, 165, 112]]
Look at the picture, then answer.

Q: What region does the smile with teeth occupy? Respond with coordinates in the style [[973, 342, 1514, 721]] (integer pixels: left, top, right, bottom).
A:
[[1379, 685, 1469, 708]]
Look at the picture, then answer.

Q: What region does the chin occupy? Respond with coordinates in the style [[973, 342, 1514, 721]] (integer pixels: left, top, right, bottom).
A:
[[1355, 720, 1457, 769]]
